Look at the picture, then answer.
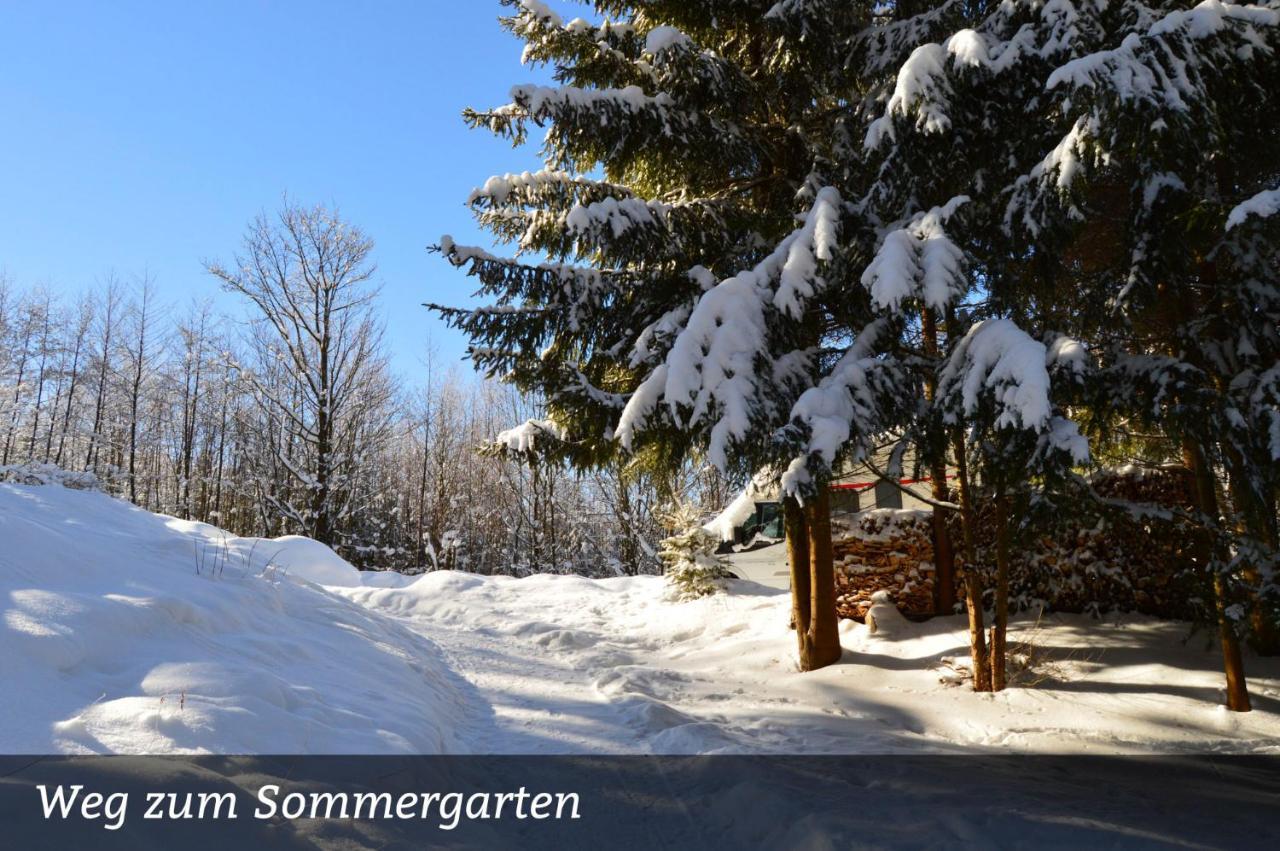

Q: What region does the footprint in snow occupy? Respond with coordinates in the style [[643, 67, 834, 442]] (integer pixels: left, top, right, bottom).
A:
[[595, 666, 690, 700], [533, 629, 598, 651], [574, 649, 635, 670]]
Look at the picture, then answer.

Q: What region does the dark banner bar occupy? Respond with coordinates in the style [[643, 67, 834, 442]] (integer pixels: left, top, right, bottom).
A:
[[1, 755, 1277, 849]]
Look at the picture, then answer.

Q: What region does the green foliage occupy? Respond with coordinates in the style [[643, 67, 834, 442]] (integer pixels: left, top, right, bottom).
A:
[[657, 501, 730, 599], [436, 1, 1280, 639]]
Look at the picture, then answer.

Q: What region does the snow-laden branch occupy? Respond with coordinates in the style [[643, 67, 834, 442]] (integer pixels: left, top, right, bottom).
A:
[[1226, 187, 1280, 230], [614, 188, 844, 468], [861, 195, 968, 311], [1046, 0, 1280, 102], [780, 319, 898, 497], [865, 26, 1035, 148], [939, 319, 1090, 463], [495, 418, 565, 454], [772, 187, 842, 319]]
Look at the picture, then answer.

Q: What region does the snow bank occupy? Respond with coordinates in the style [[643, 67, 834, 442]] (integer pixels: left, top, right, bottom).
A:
[[0, 482, 471, 754], [0, 462, 99, 490], [265, 535, 362, 587]]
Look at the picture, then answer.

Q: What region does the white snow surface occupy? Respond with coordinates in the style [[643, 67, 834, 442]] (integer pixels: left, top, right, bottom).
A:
[[6, 480, 1280, 755], [644, 25, 691, 56], [265, 535, 363, 587], [0, 482, 469, 754]]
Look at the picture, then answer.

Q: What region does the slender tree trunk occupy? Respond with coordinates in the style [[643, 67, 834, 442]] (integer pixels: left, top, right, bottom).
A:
[[952, 428, 991, 691], [1221, 444, 1280, 655], [180, 332, 203, 520], [614, 474, 638, 575], [43, 374, 64, 463], [213, 378, 230, 520], [126, 291, 150, 505], [921, 307, 957, 615], [26, 303, 52, 462], [989, 493, 1011, 692], [416, 424, 431, 570], [3, 331, 32, 465], [311, 323, 333, 545], [128, 368, 142, 503], [43, 336, 68, 463], [54, 321, 86, 468], [85, 318, 113, 473], [1183, 440, 1250, 711]]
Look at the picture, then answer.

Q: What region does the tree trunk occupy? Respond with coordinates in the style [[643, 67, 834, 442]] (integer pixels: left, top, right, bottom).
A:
[[85, 311, 113, 473], [1183, 441, 1251, 711], [126, 292, 149, 506], [784, 496, 811, 652], [1221, 444, 1280, 656], [989, 494, 1011, 692], [921, 306, 957, 615], [212, 375, 230, 521], [416, 423, 431, 570], [26, 302, 52, 462], [952, 429, 991, 691], [3, 320, 33, 466], [181, 331, 203, 521], [54, 318, 86, 468], [801, 486, 843, 671]]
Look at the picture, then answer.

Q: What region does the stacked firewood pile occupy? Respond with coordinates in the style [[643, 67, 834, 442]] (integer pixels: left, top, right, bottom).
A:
[[832, 466, 1205, 621], [832, 509, 936, 619], [1090, 464, 1196, 506], [1007, 465, 1203, 620]]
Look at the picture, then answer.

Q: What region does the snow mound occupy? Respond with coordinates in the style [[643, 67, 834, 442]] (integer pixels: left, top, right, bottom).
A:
[[864, 591, 911, 637], [265, 535, 362, 587], [0, 482, 472, 754]]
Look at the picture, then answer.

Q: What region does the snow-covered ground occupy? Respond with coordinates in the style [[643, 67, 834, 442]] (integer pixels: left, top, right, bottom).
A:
[[0, 482, 472, 754], [345, 571, 1280, 754], [4, 480, 1280, 755]]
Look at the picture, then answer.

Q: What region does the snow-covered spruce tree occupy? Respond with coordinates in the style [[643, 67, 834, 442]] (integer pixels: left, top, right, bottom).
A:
[[656, 500, 730, 599], [842, 0, 1111, 690], [992, 0, 1280, 710], [935, 322, 1091, 690], [859, 0, 1279, 704], [432, 0, 920, 671]]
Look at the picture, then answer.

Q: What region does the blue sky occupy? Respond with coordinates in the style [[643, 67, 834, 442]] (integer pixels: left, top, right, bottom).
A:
[[0, 0, 552, 378]]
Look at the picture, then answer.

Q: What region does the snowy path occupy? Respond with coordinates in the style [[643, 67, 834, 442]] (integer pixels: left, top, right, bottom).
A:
[[341, 573, 806, 753], [338, 571, 1280, 755], [348, 573, 670, 753], [341, 572, 915, 754]]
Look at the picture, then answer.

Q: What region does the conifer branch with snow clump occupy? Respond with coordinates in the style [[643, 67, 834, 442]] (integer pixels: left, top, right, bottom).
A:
[[494, 419, 565, 455], [938, 319, 1091, 464]]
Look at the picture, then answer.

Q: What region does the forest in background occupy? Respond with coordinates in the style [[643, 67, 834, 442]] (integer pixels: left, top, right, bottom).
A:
[[0, 203, 728, 577]]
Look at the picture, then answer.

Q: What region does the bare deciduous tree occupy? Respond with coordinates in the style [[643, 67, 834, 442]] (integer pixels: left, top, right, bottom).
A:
[[206, 201, 386, 546]]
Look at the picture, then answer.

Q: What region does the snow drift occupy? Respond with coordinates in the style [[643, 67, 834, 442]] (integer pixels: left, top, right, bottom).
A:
[[0, 481, 471, 754]]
